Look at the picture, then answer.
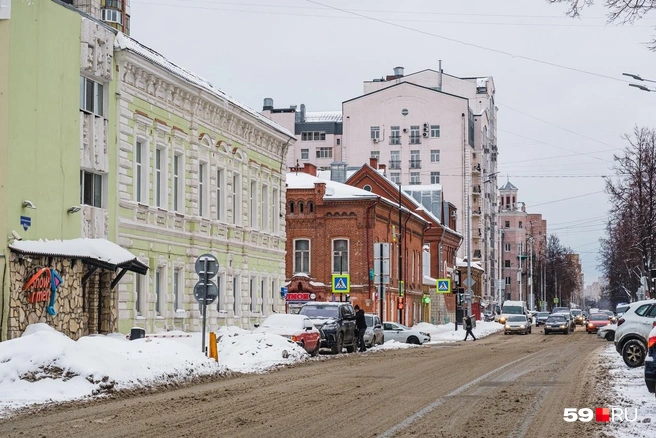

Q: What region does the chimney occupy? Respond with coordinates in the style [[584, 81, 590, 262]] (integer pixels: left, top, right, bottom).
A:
[[263, 97, 274, 111], [378, 163, 387, 175], [393, 66, 404, 77], [369, 157, 379, 168], [300, 104, 306, 123], [303, 162, 317, 176]]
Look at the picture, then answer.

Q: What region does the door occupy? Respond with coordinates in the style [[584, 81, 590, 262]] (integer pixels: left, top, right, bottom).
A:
[[342, 305, 356, 344], [383, 322, 403, 342]]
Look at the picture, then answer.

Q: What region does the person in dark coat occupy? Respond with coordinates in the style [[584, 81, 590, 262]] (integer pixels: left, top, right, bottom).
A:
[[354, 305, 367, 352], [463, 315, 477, 341]]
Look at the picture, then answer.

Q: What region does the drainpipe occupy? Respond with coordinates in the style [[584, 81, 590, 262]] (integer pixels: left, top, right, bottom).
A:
[[365, 196, 381, 299]]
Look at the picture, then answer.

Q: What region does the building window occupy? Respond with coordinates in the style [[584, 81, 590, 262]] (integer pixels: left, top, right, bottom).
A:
[[410, 125, 420, 144], [199, 163, 207, 216], [301, 149, 309, 160], [370, 151, 380, 160], [173, 269, 182, 311], [430, 172, 440, 184], [336, 138, 341, 145], [250, 180, 258, 228], [173, 154, 182, 212], [410, 172, 420, 185], [262, 185, 269, 231], [316, 147, 333, 159], [155, 268, 162, 316], [333, 239, 349, 274], [301, 131, 326, 141], [431, 149, 440, 163], [505, 276, 511, 285], [519, 221, 523, 229], [390, 126, 400, 144], [80, 170, 103, 208], [294, 239, 310, 274], [272, 188, 280, 233], [216, 168, 225, 221], [371, 126, 380, 140], [410, 150, 421, 169], [504, 243, 511, 252], [232, 173, 241, 225], [250, 277, 258, 313], [390, 150, 400, 169], [216, 274, 225, 312], [135, 274, 143, 316], [262, 279, 269, 314], [135, 140, 146, 203], [79, 76, 104, 117], [518, 243, 523, 253], [504, 260, 511, 268], [233, 275, 240, 314], [391, 172, 400, 184], [430, 125, 440, 138], [505, 220, 510, 228], [155, 148, 164, 207]]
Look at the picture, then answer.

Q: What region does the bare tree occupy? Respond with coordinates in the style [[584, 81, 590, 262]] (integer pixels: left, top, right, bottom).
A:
[[547, 0, 656, 49]]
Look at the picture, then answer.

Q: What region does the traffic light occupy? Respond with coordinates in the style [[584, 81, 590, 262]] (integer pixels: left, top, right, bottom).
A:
[[397, 296, 404, 310]]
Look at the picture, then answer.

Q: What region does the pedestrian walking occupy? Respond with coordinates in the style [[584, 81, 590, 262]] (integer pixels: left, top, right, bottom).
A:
[[463, 314, 477, 341], [354, 305, 367, 352]]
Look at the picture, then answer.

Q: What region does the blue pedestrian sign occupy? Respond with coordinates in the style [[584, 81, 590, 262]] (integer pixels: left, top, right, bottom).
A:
[[331, 274, 350, 294], [436, 279, 451, 294]]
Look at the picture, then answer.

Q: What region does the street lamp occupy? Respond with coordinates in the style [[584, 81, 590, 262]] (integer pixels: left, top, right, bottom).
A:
[[623, 72, 656, 92]]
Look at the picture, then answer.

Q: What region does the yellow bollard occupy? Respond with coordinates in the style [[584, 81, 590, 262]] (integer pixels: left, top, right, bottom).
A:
[[209, 332, 218, 362]]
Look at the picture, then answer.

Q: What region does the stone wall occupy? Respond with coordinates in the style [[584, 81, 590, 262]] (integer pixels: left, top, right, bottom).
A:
[[7, 253, 119, 340]]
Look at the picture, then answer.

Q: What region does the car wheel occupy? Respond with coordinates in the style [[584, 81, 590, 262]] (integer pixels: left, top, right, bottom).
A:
[[622, 339, 646, 368], [310, 343, 320, 357], [331, 333, 344, 355], [605, 332, 614, 342], [407, 336, 420, 344], [380, 335, 385, 345]]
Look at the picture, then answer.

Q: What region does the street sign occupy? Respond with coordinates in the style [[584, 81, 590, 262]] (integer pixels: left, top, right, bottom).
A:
[[194, 280, 218, 305], [436, 279, 451, 294], [373, 242, 390, 258], [554, 297, 559, 304], [280, 287, 288, 298], [464, 277, 475, 288], [332, 274, 350, 293], [195, 253, 219, 278]]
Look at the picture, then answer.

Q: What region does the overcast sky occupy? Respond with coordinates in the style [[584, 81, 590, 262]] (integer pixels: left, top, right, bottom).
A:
[[130, 0, 656, 286]]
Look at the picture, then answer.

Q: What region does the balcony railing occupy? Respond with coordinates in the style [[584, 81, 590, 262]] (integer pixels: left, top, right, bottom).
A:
[[389, 136, 401, 145], [409, 136, 421, 145], [389, 160, 401, 169], [409, 159, 421, 169], [472, 164, 481, 173]]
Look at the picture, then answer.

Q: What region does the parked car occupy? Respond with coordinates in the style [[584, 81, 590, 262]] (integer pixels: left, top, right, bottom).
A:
[[363, 313, 384, 348], [553, 312, 576, 332], [600, 309, 617, 324], [253, 314, 321, 356], [586, 313, 612, 334], [552, 306, 571, 315], [544, 314, 570, 335], [571, 309, 585, 326], [615, 299, 656, 367], [504, 315, 531, 335], [597, 323, 616, 341], [644, 326, 656, 393], [382, 322, 431, 344], [535, 312, 550, 327], [616, 303, 630, 318], [299, 302, 357, 354]]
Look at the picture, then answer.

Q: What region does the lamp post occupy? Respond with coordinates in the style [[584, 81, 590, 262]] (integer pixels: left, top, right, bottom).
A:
[[398, 180, 403, 324], [528, 236, 534, 311], [623, 72, 656, 92]]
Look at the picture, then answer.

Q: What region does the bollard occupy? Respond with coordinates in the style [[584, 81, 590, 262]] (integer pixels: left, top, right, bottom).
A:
[[209, 332, 218, 362]]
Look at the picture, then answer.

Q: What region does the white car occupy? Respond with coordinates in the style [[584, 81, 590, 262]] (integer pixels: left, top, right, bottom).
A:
[[615, 299, 656, 367], [382, 322, 431, 345], [597, 323, 617, 341]]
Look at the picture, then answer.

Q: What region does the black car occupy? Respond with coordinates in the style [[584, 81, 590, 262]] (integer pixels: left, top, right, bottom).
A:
[[535, 312, 550, 327], [298, 302, 357, 354], [544, 314, 570, 335]]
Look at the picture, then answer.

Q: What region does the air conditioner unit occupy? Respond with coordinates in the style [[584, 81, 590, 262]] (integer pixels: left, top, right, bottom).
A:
[[422, 133, 428, 137], [402, 128, 408, 133], [372, 138, 379, 143]]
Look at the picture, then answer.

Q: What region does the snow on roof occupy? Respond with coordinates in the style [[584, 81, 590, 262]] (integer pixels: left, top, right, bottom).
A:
[[304, 111, 342, 123], [10, 238, 147, 271], [476, 77, 488, 88], [286, 172, 378, 200], [114, 33, 294, 139]]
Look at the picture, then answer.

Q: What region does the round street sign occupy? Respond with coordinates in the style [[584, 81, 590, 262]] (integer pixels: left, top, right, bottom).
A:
[[195, 253, 219, 279], [554, 297, 559, 304], [194, 280, 219, 305]]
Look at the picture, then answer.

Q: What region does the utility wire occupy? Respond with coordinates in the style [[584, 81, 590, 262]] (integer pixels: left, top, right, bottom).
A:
[[526, 190, 604, 208], [500, 129, 609, 162]]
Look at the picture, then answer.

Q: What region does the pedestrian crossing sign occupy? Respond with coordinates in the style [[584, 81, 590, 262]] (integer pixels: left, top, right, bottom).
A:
[[332, 274, 350, 293], [436, 279, 451, 294]]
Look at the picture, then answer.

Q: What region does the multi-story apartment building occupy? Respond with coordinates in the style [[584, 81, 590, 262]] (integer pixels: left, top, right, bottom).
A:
[[63, 0, 131, 35], [498, 181, 526, 303], [113, 34, 295, 333], [341, 66, 499, 300]]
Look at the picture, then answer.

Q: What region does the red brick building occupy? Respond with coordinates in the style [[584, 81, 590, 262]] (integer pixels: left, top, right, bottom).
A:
[[284, 162, 428, 324]]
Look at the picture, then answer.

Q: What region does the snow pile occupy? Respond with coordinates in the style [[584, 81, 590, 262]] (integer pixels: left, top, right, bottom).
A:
[[369, 340, 418, 351], [412, 320, 503, 342], [0, 324, 221, 414], [218, 332, 308, 373]]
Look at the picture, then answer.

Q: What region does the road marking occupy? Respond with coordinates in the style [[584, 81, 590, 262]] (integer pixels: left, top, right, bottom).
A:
[[376, 352, 540, 438]]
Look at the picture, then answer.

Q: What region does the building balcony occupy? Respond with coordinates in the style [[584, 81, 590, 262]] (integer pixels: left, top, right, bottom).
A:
[[409, 136, 421, 145], [409, 159, 421, 169], [389, 136, 401, 145], [472, 163, 481, 174], [389, 160, 401, 169]]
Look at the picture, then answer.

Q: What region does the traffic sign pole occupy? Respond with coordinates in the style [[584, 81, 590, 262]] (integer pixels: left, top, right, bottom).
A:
[[202, 257, 208, 354]]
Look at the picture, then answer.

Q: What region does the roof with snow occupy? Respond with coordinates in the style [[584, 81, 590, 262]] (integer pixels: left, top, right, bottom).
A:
[[304, 111, 342, 123], [10, 239, 148, 274], [286, 173, 378, 200], [114, 33, 294, 139], [499, 181, 518, 191]]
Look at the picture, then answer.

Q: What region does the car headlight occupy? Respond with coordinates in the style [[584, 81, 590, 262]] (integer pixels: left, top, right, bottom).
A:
[[519, 324, 525, 328], [499, 317, 506, 324], [560, 325, 566, 328], [420, 332, 430, 337], [505, 324, 510, 329]]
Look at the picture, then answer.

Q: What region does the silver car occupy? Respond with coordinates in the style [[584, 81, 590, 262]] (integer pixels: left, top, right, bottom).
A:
[[383, 322, 431, 344], [504, 315, 531, 335], [363, 313, 384, 347]]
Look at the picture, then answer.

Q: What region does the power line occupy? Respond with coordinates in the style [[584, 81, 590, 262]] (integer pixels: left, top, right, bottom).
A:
[[500, 129, 610, 162], [526, 190, 605, 208]]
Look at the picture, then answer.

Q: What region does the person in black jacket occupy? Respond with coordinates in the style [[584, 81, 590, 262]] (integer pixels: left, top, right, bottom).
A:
[[354, 305, 367, 352], [463, 315, 476, 341]]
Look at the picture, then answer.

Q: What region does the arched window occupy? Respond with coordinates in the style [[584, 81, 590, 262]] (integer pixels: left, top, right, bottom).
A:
[[299, 201, 304, 213], [308, 202, 314, 213], [288, 201, 295, 213]]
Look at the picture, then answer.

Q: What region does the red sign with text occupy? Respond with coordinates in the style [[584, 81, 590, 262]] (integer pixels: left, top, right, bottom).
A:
[[286, 292, 310, 301]]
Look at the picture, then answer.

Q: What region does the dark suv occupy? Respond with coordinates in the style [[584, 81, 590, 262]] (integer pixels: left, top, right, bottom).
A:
[[298, 302, 357, 354]]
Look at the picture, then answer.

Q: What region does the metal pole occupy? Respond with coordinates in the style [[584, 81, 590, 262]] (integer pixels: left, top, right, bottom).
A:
[[398, 183, 403, 324], [202, 258, 208, 355], [379, 248, 384, 321], [529, 238, 534, 311], [519, 246, 523, 302], [466, 192, 472, 317]]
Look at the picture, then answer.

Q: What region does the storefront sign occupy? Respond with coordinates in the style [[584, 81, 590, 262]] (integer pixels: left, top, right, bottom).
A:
[[23, 268, 63, 316], [286, 292, 310, 301]]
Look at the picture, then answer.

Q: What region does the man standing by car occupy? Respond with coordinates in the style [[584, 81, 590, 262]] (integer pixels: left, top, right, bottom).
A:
[[463, 314, 476, 341], [354, 305, 367, 352]]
